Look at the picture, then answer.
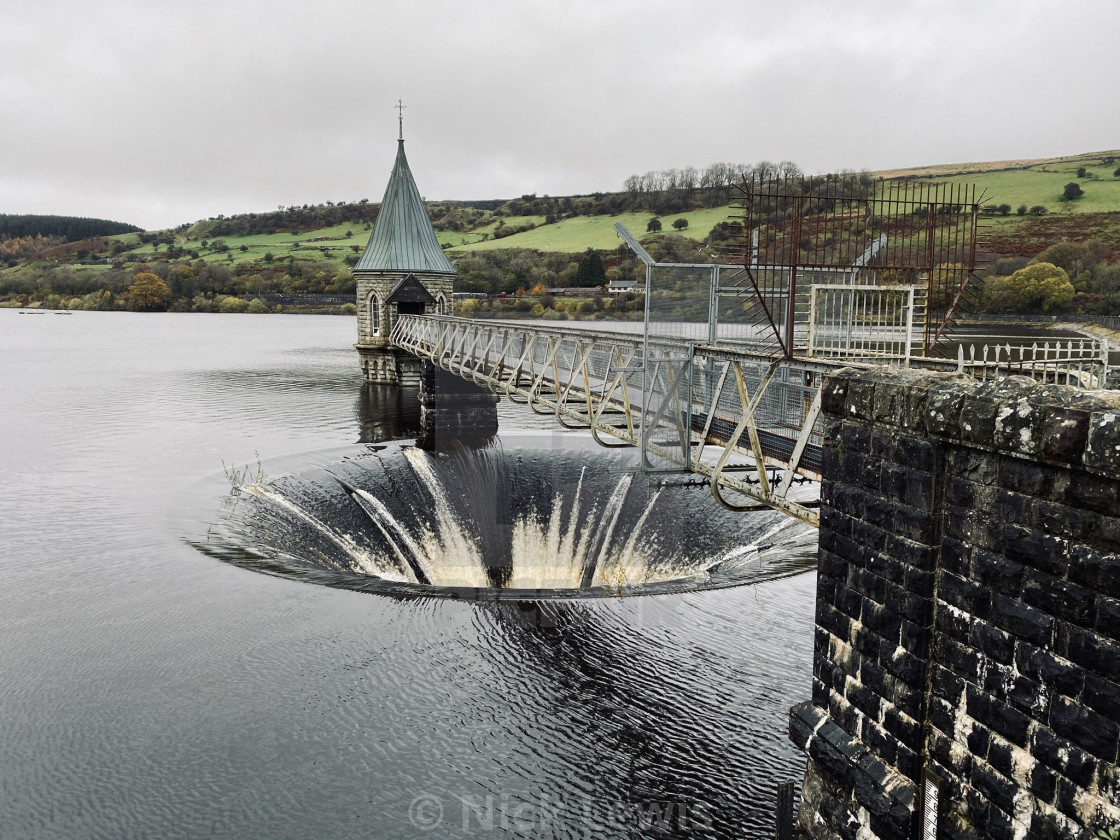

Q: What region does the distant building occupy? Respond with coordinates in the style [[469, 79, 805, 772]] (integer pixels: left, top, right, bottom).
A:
[[354, 128, 454, 385]]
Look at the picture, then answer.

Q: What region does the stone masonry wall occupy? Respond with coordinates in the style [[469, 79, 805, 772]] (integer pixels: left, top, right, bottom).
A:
[[790, 368, 1120, 840]]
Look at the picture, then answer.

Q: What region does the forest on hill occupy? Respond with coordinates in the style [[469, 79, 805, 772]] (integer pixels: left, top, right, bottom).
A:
[[3, 150, 1120, 318]]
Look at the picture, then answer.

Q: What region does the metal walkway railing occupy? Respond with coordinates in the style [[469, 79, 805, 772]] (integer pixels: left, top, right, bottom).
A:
[[393, 315, 838, 525]]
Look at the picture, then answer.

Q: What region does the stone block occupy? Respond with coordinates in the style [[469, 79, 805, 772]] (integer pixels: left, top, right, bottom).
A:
[[1069, 543, 1120, 600], [980, 801, 1017, 840], [967, 685, 1032, 744], [929, 727, 970, 777], [841, 421, 873, 454], [995, 488, 1036, 530], [939, 572, 994, 623], [936, 602, 971, 640], [931, 663, 967, 703], [842, 451, 881, 492], [1029, 761, 1058, 804], [998, 456, 1050, 498], [835, 583, 865, 622], [939, 538, 971, 578], [904, 566, 935, 599], [1014, 645, 1085, 699], [966, 720, 992, 760], [1039, 404, 1092, 464], [934, 634, 983, 683], [993, 393, 1041, 457], [992, 592, 1055, 648], [1031, 725, 1099, 788], [970, 618, 1015, 665], [1081, 673, 1120, 725], [1006, 674, 1050, 718], [1003, 526, 1070, 578], [970, 757, 1019, 815], [1062, 473, 1120, 518], [882, 705, 921, 752], [818, 548, 849, 582], [1030, 807, 1084, 840], [1085, 408, 1120, 476], [862, 601, 903, 641], [1050, 696, 1119, 762], [926, 380, 971, 438], [890, 503, 935, 544], [880, 640, 926, 686], [1097, 596, 1120, 642], [1022, 569, 1095, 628], [899, 435, 937, 471], [1034, 500, 1099, 544], [817, 602, 852, 642], [820, 373, 851, 417], [946, 475, 978, 508], [861, 718, 898, 766], [972, 549, 1024, 593], [945, 446, 1000, 485], [929, 695, 956, 734], [946, 504, 1004, 553], [850, 519, 889, 553], [898, 617, 930, 658], [1059, 623, 1120, 684], [863, 551, 906, 586], [846, 377, 877, 421]]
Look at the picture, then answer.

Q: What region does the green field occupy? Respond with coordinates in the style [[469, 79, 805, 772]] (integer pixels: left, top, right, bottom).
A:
[[443, 205, 740, 253], [119, 220, 372, 271], [928, 163, 1120, 221]]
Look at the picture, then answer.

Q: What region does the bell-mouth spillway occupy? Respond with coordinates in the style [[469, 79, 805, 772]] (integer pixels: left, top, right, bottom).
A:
[[188, 433, 818, 600]]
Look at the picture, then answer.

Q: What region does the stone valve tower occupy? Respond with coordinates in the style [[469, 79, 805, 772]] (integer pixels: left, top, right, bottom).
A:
[[354, 112, 454, 386]]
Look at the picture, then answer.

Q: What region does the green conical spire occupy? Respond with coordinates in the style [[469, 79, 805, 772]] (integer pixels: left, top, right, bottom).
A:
[[354, 137, 455, 274]]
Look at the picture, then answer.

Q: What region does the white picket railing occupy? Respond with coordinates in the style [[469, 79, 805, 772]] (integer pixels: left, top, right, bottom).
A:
[[954, 339, 1109, 389]]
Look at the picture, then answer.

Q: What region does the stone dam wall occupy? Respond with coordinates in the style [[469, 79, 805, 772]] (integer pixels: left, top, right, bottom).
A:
[[790, 368, 1120, 840]]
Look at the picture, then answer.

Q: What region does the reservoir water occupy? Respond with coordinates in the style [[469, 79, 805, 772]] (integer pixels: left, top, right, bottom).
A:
[[0, 310, 816, 839]]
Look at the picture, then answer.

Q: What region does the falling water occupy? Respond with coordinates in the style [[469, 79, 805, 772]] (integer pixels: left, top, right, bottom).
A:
[[205, 435, 819, 597]]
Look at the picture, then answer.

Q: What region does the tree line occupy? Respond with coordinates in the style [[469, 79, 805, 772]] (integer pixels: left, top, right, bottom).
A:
[[0, 214, 141, 241]]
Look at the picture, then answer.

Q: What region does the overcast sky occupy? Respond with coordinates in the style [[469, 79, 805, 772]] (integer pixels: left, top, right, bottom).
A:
[[2, 0, 1117, 231]]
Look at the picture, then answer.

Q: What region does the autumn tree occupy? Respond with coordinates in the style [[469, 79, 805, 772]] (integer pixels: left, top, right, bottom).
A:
[[127, 272, 172, 311], [983, 262, 1075, 314]]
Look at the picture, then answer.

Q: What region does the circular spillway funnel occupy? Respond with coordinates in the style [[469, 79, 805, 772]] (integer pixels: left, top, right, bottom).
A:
[[185, 433, 817, 599]]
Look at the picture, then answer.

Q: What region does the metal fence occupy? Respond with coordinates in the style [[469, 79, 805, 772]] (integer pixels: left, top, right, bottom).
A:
[[950, 339, 1109, 388], [807, 284, 917, 363]]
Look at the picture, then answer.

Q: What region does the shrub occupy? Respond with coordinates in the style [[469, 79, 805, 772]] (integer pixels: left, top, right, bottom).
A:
[[218, 295, 249, 313], [247, 298, 271, 314]]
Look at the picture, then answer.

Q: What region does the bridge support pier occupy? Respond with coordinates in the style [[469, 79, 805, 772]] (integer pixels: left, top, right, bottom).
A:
[[418, 360, 499, 450]]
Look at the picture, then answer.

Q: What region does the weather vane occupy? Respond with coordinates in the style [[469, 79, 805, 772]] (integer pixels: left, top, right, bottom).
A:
[[396, 99, 406, 141]]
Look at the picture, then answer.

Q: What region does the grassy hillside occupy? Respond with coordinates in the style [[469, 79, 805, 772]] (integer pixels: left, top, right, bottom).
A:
[[440, 206, 738, 253]]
